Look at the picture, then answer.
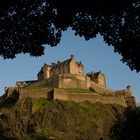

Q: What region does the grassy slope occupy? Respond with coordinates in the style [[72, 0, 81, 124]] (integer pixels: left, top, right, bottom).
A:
[[0, 97, 124, 140], [0, 81, 125, 140]]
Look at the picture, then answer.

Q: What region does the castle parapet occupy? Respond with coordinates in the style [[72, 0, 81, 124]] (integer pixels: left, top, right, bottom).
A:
[[5, 87, 17, 97], [115, 86, 132, 97], [3, 56, 136, 108]]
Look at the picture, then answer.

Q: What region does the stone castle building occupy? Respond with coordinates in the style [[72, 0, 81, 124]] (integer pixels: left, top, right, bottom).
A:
[[4, 55, 136, 107], [37, 55, 106, 89]]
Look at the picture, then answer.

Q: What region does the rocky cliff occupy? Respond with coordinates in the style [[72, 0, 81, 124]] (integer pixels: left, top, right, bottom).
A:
[[0, 95, 124, 140]]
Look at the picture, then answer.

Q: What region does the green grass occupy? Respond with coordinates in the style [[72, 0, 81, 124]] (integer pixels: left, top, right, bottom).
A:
[[32, 98, 50, 113], [60, 88, 94, 93]]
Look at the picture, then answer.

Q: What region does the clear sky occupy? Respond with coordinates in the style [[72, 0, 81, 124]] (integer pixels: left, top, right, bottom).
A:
[[0, 28, 140, 103]]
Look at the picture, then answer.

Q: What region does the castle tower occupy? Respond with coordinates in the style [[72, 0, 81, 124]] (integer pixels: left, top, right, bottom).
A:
[[69, 55, 84, 75], [127, 85, 132, 91], [126, 85, 132, 97], [38, 64, 51, 80], [44, 64, 51, 79], [92, 71, 106, 87]]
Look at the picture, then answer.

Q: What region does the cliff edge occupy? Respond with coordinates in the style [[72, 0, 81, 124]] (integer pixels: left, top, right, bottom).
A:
[[0, 96, 124, 140]]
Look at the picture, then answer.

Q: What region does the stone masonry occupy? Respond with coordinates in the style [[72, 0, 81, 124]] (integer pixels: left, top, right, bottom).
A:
[[37, 55, 106, 89], [4, 55, 136, 107]]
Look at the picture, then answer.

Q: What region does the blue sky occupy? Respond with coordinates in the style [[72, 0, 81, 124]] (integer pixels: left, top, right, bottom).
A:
[[0, 28, 140, 103]]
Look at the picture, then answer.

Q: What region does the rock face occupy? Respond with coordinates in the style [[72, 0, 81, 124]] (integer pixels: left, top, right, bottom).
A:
[[0, 96, 124, 140]]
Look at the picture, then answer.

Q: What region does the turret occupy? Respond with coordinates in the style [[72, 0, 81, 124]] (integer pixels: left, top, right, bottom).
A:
[[127, 85, 132, 91], [71, 54, 74, 59], [126, 85, 132, 97]]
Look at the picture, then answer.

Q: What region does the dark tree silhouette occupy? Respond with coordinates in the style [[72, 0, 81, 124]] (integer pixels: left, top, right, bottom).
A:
[[110, 107, 140, 140], [0, 0, 140, 71]]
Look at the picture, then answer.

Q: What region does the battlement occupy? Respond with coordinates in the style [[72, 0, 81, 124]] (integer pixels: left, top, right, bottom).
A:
[[3, 55, 136, 108]]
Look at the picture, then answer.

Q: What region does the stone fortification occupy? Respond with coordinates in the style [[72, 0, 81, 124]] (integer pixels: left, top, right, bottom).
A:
[[37, 55, 106, 89], [4, 55, 136, 107], [51, 88, 127, 106], [38, 55, 84, 80], [4, 87, 134, 107]]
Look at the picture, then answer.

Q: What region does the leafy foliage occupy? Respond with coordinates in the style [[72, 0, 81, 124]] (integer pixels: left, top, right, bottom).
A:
[[110, 107, 140, 140], [0, 0, 140, 71]]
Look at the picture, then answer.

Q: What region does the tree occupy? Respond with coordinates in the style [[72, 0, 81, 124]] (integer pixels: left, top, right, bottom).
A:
[[110, 107, 140, 140], [0, 0, 140, 71]]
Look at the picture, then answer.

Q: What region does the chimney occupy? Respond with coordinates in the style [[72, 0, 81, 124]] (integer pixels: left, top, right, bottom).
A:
[[71, 54, 74, 59]]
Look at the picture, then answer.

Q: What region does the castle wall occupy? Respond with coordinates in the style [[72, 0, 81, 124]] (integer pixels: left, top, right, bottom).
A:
[[44, 74, 87, 89], [69, 59, 84, 75], [50, 62, 70, 77], [5, 86, 131, 107], [57, 74, 86, 88], [50, 67, 60, 76], [19, 88, 51, 99], [85, 76, 91, 88], [16, 87, 134, 107], [45, 77, 59, 88], [44, 66, 51, 79], [38, 72, 44, 80], [58, 78, 86, 88], [90, 82, 114, 95], [38, 65, 51, 80], [115, 89, 132, 97], [97, 74, 106, 87], [53, 89, 127, 106]]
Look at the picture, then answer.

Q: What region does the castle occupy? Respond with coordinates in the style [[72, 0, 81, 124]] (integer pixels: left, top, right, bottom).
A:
[[37, 55, 106, 89], [4, 55, 136, 107]]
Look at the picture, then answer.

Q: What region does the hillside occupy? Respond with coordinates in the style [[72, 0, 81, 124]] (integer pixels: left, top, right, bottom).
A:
[[0, 95, 124, 140], [0, 55, 137, 140]]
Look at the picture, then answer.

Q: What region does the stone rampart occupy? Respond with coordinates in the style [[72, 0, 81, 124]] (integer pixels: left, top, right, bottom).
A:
[[45, 74, 87, 89], [19, 88, 51, 99], [53, 89, 127, 106], [115, 89, 132, 97], [5, 86, 130, 107], [90, 82, 115, 95]]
